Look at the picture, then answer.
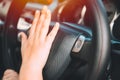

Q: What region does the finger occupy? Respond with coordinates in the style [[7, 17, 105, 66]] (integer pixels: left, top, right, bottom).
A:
[[39, 9, 51, 40], [3, 76, 18, 80], [46, 22, 59, 45], [35, 6, 48, 40], [3, 72, 18, 78], [3, 69, 18, 79], [18, 32, 27, 46], [29, 10, 40, 38], [3, 69, 16, 75]]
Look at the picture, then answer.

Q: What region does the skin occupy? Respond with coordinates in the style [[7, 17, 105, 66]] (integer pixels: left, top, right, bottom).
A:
[[19, 6, 59, 80], [2, 6, 59, 80], [2, 69, 18, 80]]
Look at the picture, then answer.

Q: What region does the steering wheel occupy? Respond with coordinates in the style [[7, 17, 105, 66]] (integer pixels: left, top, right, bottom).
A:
[[2, 0, 110, 80]]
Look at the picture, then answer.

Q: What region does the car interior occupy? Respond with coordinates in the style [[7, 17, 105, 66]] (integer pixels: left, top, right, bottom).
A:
[[0, 0, 120, 80]]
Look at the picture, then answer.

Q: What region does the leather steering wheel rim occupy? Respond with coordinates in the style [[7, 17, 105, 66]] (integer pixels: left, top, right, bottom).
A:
[[2, 0, 111, 80], [85, 0, 111, 80]]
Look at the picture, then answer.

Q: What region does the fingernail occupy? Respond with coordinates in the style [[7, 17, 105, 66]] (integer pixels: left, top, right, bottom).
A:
[[47, 9, 51, 14], [56, 22, 60, 27], [47, 10, 51, 17], [35, 10, 40, 14], [43, 6, 47, 10]]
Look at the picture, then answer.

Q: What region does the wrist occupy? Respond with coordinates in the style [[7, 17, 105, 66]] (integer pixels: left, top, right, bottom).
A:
[[19, 64, 43, 80]]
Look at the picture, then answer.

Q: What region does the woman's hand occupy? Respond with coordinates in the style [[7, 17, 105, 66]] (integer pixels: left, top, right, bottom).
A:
[[19, 6, 59, 80]]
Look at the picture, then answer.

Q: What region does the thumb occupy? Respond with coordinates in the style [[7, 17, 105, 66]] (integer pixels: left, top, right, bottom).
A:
[[18, 32, 27, 45]]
